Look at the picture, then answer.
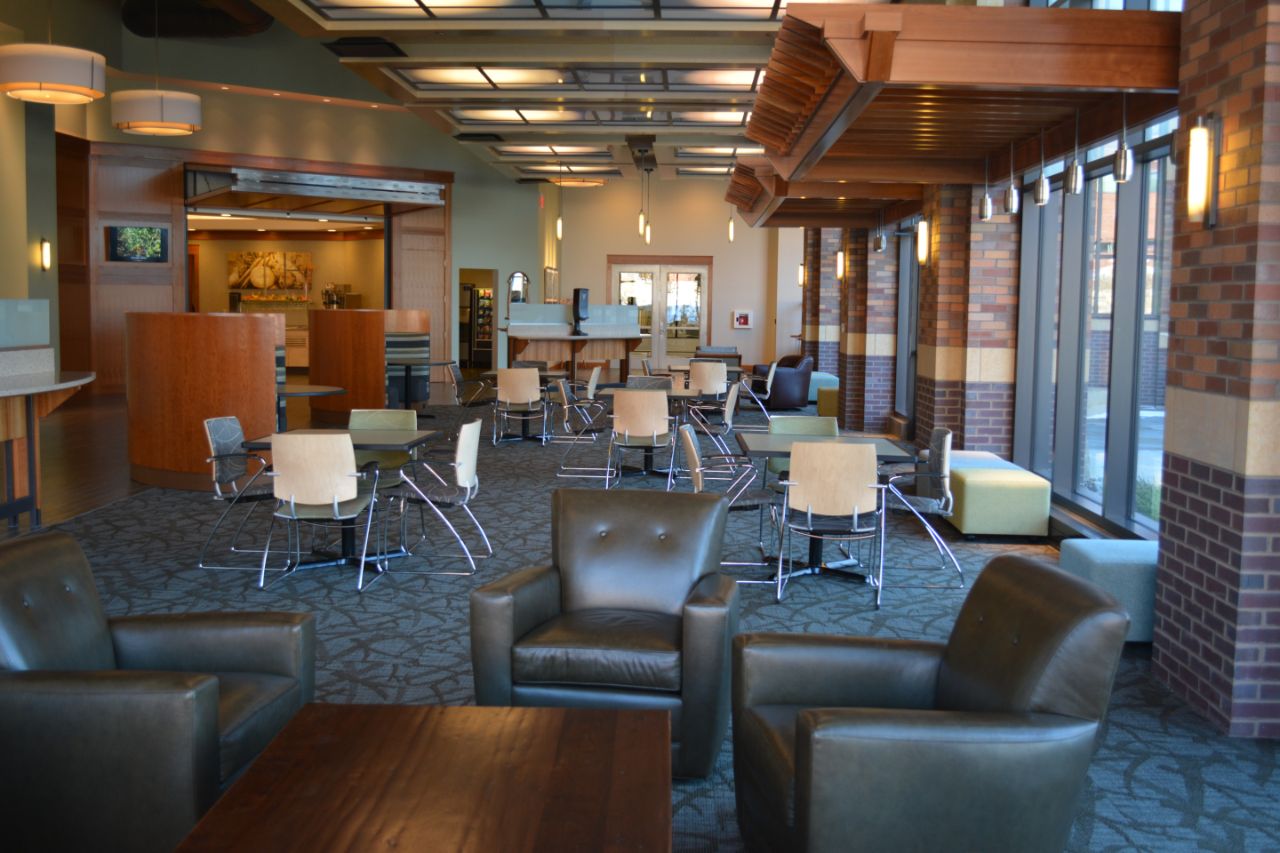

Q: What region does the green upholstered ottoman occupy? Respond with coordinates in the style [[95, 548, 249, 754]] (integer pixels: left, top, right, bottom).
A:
[[816, 386, 840, 418], [808, 371, 839, 403], [1058, 539, 1158, 641], [950, 453, 1051, 536]]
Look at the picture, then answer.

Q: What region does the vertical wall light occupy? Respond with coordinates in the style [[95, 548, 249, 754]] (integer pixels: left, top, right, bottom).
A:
[[916, 218, 929, 264], [1066, 108, 1084, 195], [644, 171, 652, 245], [979, 156, 993, 222], [1114, 91, 1134, 184], [39, 238, 52, 271], [798, 262, 805, 288], [1004, 141, 1020, 215], [727, 205, 735, 243], [1187, 114, 1219, 228], [1034, 129, 1050, 207], [835, 249, 845, 281], [637, 171, 646, 237], [555, 161, 564, 241]]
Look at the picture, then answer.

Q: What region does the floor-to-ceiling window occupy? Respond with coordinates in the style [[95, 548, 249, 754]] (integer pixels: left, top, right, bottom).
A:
[[1014, 117, 1176, 533]]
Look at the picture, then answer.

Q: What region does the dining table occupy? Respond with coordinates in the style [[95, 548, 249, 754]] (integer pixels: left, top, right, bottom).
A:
[[275, 383, 345, 431]]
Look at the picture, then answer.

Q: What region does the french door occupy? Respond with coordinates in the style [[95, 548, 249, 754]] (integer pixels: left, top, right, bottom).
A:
[[614, 263, 707, 370]]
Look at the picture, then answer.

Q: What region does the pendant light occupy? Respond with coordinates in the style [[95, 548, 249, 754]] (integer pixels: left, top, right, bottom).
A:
[[1066, 109, 1084, 195], [0, 4, 105, 105], [978, 157, 993, 222], [637, 170, 646, 237], [555, 161, 564, 241], [1114, 92, 1134, 184], [1034, 129, 1050, 207], [1004, 141, 1020, 216], [727, 205, 735, 243], [872, 209, 887, 252], [644, 171, 652, 245], [110, 0, 201, 135]]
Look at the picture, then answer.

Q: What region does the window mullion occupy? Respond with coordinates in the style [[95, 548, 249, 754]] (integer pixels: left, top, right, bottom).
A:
[[1103, 167, 1145, 520], [1053, 188, 1086, 500]]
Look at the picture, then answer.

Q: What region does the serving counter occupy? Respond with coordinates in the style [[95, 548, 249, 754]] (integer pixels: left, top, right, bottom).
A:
[[506, 303, 644, 382]]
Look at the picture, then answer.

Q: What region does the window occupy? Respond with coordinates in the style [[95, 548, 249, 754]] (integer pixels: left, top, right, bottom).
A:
[[1077, 174, 1117, 503], [894, 231, 918, 420]]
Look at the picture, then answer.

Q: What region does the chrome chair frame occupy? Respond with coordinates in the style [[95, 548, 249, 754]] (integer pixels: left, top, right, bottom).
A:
[[447, 361, 494, 407], [395, 420, 491, 576], [603, 389, 677, 491], [739, 362, 776, 424], [491, 368, 550, 446], [197, 417, 274, 572]]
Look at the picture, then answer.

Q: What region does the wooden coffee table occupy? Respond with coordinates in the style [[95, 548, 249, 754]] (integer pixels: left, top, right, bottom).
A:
[[178, 704, 672, 852]]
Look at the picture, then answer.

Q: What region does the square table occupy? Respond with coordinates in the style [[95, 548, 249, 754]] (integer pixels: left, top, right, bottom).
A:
[[178, 704, 672, 853]]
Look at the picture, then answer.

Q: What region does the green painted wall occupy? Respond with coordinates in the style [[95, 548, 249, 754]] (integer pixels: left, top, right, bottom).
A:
[[25, 103, 59, 355], [0, 22, 27, 302]]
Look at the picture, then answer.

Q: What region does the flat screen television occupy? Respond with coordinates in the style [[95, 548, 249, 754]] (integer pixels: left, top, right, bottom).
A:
[[106, 226, 169, 263]]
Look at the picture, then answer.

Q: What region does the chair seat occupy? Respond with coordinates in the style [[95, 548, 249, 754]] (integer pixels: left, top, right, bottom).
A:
[[613, 433, 672, 448], [215, 671, 303, 783], [275, 480, 374, 520], [513, 609, 682, 692], [730, 487, 779, 510], [499, 401, 543, 413], [784, 511, 879, 536], [738, 704, 803, 828], [890, 492, 950, 516], [413, 481, 470, 506]]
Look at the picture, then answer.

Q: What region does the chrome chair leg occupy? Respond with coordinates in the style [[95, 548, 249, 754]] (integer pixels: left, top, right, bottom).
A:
[[461, 504, 494, 557]]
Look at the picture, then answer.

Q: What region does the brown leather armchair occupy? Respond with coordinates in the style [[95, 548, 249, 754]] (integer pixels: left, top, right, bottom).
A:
[[733, 554, 1128, 853], [751, 354, 813, 410], [0, 532, 315, 853], [470, 488, 738, 778]]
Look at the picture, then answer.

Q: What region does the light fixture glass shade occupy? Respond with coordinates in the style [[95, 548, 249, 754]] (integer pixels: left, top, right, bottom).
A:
[[638, 209, 645, 236], [556, 214, 563, 241], [872, 231, 887, 253], [644, 222, 651, 245], [39, 238, 51, 271], [1114, 143, 1134, 184], [1188, 124, 1212, 224], [916, 220, 929, 264], [0, 43, 105, 104], [112, 90, 202, 135], [1034, 174, 1050, 207], [979, 194, 993, 222], [1065, 160, 1084, 195], [835, 249, 844, 280], [798, 262, 805, 287], [1004, 184, 1021, 216], [727, 215, 734, 243]]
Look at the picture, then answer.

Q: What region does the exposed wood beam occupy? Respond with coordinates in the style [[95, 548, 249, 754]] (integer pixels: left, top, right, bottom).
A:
[[764, 75, 884, 183], [766, 178, 922, 200], [805, 157, 984, 184]]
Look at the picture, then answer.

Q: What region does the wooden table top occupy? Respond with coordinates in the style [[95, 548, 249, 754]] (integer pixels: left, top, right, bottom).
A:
[[480, 369, 570, 380], [243, 428, 438, 452], [276, 383, 345, 398], [178, 704, 672, 853], [737, 431, 913, 463]]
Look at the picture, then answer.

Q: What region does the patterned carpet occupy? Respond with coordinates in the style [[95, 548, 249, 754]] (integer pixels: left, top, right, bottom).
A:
[[45, 403, 1280, 851]]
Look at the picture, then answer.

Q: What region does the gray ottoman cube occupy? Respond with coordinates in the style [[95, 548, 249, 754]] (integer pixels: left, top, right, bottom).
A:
[[1058, 539, 1158, 642]]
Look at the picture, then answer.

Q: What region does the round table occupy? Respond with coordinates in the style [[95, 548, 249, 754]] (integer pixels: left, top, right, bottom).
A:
[[276, 384, 345, 431]]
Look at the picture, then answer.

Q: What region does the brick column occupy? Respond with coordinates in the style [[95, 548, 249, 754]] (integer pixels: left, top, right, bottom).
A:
[[1151, 0, 1280, 738], [915, 185, 970, 448], [802, 227, 842, 371], [963, 186, 1020, 455], [839, 229, 898, 431]]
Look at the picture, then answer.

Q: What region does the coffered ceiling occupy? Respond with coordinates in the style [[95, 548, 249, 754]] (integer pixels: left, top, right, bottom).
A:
[[250, 0, 860, 183]]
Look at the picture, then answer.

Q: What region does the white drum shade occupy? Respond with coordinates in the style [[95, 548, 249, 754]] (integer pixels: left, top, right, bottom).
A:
[[111, 89, 202, 136], [0, 43, 106, 104]]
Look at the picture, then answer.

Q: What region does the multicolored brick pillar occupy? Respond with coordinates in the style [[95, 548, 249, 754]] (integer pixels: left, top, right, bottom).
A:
[[802, 227, 842, 371], [915, 185, 970, 448], [839, 229, 898, 431], [963, 186, 1020, 455], [1151, 0, 1280, 738]]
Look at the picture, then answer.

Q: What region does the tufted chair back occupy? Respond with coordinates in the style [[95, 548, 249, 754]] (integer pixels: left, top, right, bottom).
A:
[[936, 554, 1128, 721], [0, 532, 115, 672], [551, 489, 727, 617]]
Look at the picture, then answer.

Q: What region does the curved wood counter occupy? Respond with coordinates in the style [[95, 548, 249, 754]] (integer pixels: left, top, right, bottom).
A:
[[308, 309, 429, 423], [127, 312, 277, 489]]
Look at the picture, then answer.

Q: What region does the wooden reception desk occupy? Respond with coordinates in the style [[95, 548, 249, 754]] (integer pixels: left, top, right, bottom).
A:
[[506, 333, 645, 382], [308, 309, 429, 424], [127, 312, 276, 489]]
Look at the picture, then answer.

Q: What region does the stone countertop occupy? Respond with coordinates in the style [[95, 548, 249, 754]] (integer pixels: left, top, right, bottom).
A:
[[0, 371, 96, 397]]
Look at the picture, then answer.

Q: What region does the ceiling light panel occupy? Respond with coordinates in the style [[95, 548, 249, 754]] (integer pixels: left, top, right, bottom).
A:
[[519, 108, 589, 122], [677, 165, 734, 175], [453, 108, 524, 122], [402, 67, 490, 87], [493, 144, 611, 158], [672, 110, 748, 125], [666, 69, 758, 90], [677, 145, 765, 157], [575, 69, 662, 90], [304, 0, 787, 19], [481, 68, 564, 87]]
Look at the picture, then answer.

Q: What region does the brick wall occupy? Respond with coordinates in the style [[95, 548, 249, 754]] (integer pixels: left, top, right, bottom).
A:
[[802, 227, 842, 370]]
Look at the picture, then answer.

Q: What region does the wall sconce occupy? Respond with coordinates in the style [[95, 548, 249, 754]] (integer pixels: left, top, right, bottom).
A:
[[916, 219, 929, 264], [727, 210, 735, 243], [798, 262, 805, 288], [1188, 114, 1219, 229], [39, 238, 51, 271], [835, 249, 845, 281]]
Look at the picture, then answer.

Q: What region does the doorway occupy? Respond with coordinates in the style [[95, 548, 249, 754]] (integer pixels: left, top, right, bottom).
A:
[[612, 262, 709, 371], [459, 268, 496, 369]]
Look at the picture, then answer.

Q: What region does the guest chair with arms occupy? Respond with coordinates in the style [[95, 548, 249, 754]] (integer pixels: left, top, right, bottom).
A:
[[605, 388, 677, 489], [447, 361, 495, 407], [688, 360, 728, 399], [689, 381, 743, 455], [197, 415, 272, 571], [739, 361, 776, 422], [470, 489, 738, 778], [765, 415, 839, 485], [884, 427, 965, 593], [349, 408, 417, 491], [552, 376, 613, 481], [0, 532, 315, 853], [732, 554, 1129, 853], [678, 424, 776, 573], [752, 354, 813, 410], [397, 418, 491, 576], [492, 367, 548, 446]]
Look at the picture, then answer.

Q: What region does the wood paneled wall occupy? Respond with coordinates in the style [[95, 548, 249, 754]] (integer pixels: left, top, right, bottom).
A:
[[391, 199, 451, 380]]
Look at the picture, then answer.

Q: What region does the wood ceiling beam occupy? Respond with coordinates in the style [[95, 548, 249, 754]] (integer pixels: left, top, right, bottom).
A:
[[762, 75, 884, 183], [765, 178, 922, 201], [805, 157, 984, 184]]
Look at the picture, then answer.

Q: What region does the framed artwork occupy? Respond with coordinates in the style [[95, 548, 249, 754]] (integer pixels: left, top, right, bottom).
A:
[[732, 310, 754, 330], [227, 251, 313, 291]]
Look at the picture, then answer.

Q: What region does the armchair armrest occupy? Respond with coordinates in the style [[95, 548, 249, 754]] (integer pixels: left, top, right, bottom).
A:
[[109, 611, 316, 702], [470, 565, 562, 705], [733, 632, 943, 712], [796, 709, 1098, 853], [679, 572, 738, 777], [0, 670, 222, 852]]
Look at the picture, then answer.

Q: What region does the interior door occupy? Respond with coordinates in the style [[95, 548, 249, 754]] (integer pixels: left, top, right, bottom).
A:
[[615, 263, 707, 371]]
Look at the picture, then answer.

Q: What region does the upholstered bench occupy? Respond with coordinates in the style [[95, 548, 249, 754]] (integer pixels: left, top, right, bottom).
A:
[[816, 386, 840, 417], [808, 371, 839, 403], [1058, 539, 1158, 641], [949, 450, 1051, 536]]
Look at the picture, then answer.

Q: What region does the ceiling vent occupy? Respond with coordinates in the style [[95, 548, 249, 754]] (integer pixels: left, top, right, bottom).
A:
[[324, 38, 407, 59], [455, 132, 505, 143], [122, 0, 272, 38]]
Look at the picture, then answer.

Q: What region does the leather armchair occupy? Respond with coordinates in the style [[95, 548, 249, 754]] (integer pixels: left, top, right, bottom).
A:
[[471, 488, 737, 778], [733, 554, 1128, 853], [752, 354, 813, 410], [0, 532, 315, 853]]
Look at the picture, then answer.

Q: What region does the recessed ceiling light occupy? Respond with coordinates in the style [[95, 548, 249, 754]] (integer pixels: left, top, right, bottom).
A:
[[363, 226, 373, 230], [327, 228, 337, 233], [318, 218, 329, 222], [257, 228, 266, 232], [219, 86, 229, 91], [219, 213, 231, 217], [370, 104, 379, 109], [272, 92, 280, 97], [322, 98, 331, 103]]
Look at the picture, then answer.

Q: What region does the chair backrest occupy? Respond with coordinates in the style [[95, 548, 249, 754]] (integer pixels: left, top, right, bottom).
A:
[[688, 361, 728, 395], [349, 409, 417, 430], [767, 415, 838, 474], [448, 362, 465, 404], [270, 432, 358, 504], [204, 416, 248, 485], [786, 441, 879, 518], [760, 361, 778, 395], [641, 358, 653, 376], [923, 427, 953, 510], [550, 378, 573, 409], [678, 423, 704, 493], [585, 365, 601, 400], [454, 419, 482, 489], [0, 531, 116, 671], [720, 382, 741, 432], [513, 360, 548, 369], [938, 554, 1129, 722], [777, 354, 811, 370], [613, 389, 669, 438], [626, 375, 672, 391], [497, 367, 542, 405], [551, 488, 727, 616]]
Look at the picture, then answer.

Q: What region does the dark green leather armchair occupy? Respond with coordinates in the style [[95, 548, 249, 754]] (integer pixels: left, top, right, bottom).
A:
[[470, 488, 737, 778], [733, 554, 1129, 853], [0, 532, 315, 853]]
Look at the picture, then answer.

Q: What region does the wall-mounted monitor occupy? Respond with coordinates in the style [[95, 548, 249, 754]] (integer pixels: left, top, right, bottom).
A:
[[106, 226, 169, 263]]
